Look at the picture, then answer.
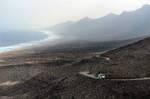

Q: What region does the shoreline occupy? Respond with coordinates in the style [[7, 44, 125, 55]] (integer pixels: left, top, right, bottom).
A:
[[0, 30, 60, 55]]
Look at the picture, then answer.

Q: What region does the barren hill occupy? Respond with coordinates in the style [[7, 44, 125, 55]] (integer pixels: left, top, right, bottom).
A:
[[0, 37, 150, 99]]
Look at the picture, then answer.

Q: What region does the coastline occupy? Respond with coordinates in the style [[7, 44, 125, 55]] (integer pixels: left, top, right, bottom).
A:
[[0, 30, 60, 54]]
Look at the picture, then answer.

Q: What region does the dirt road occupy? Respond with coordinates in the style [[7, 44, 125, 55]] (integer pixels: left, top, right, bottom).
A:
[[79, 71, 150, 81]]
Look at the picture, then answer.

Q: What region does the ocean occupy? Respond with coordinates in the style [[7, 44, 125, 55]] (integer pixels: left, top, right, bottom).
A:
[[0, 30, 59, 53]]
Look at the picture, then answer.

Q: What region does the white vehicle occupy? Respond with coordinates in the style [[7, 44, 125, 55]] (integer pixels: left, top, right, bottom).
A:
[[98, 73, 106, 79]]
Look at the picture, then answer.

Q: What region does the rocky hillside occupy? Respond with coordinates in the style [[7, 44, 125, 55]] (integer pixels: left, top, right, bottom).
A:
[[0, 37, 150, 99], [91, 37, 150, 78]]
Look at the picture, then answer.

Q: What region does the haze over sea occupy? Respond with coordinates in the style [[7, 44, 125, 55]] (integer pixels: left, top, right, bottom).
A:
[[0, 30, 59, 53]]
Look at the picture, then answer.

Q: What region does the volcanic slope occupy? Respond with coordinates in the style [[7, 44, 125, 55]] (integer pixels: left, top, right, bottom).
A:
[[1, 37, 150, 99]]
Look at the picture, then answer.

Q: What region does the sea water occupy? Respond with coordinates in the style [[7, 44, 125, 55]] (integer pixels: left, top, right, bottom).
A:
[[0, 30, 59, 53]]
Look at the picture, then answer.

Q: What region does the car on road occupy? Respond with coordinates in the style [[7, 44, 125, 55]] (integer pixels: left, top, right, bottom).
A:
[[98, 73, 106, 79]]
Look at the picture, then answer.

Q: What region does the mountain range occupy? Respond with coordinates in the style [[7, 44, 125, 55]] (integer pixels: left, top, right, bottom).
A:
[[49, 5, 150, 41]]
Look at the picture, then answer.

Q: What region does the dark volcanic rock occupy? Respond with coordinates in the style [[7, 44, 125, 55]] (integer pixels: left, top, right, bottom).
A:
[[1, 37, 150, 99]]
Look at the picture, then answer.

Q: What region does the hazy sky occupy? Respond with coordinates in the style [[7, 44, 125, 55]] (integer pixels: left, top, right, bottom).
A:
[[0, 0, 150, 30]]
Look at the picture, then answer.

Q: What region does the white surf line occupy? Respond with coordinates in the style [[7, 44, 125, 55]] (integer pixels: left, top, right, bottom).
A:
[[79, 71, 150, 81], [0, 30, 60, 54]]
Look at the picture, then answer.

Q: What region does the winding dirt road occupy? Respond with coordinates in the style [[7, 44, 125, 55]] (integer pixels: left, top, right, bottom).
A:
[[79, 71, 150, 81]]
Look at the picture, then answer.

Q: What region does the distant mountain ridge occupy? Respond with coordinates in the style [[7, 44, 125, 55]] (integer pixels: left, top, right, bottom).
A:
[[49, 5, 150, 41]]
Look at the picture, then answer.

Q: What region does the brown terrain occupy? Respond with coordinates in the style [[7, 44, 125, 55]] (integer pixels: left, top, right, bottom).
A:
[[0, 37, 149, 99]]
